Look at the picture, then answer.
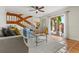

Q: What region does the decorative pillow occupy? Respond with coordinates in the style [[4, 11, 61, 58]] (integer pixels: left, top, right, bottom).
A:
[[9, 27, 20, 35], [7, 28, 16, 36], [2, 28, 9, 36], [14, 28, 20, 35], [2, 26, 21, 37], [23, 28, 27, 36]]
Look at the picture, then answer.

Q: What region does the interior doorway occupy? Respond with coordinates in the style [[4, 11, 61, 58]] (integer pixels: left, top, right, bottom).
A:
[[50, 15, 65, 37]]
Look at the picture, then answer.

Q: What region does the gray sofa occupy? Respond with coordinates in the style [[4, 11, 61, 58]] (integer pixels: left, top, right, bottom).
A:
[[0, 30, 28, 53]]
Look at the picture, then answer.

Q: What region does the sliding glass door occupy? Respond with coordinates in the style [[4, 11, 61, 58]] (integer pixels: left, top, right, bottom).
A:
[[50, 15, 65, 36]]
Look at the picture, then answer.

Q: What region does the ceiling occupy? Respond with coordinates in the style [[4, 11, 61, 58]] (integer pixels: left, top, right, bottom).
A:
[[5, 6, 67, 17]]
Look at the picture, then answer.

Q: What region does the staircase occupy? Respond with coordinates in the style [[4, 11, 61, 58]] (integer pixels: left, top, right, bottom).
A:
[[6, 12, 35, 28]]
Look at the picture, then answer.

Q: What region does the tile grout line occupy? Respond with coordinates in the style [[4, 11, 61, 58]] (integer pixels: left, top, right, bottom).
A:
[[68, 41, 78, 52]]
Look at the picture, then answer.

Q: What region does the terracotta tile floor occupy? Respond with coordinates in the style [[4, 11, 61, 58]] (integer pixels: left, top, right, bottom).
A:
[[49, 35, 79, 53], [66, 39, 79, 53]]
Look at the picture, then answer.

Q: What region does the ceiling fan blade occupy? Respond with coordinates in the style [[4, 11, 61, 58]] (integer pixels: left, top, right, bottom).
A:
[[38, 9, 45, 12], [29, 9, 36, 11], [31, 6, 35, 8], [39, 6, 44, 9], [31, 6, 38, 9], [30, 6, 45, 13]]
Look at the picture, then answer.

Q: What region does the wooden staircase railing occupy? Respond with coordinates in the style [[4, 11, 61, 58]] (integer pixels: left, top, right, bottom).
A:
[[6, 12, 35, 28]]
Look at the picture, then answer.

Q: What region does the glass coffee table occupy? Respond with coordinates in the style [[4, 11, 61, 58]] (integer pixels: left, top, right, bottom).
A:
[[32, 33, 48, 46]]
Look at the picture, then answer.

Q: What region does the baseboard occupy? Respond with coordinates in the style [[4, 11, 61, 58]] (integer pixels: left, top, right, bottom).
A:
[[67, 38, 79, 41]]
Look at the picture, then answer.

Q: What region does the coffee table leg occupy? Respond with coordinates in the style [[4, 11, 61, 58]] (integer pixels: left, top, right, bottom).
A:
[[36, 36, 38, 46], [46, 35, 47, 43]]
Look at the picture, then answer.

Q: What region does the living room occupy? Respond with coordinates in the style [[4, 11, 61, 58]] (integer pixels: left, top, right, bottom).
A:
[[0, 6, 79, 53]]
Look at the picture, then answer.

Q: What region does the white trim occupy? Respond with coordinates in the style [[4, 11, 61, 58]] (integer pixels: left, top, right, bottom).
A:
[[0, 35, 22, 40]]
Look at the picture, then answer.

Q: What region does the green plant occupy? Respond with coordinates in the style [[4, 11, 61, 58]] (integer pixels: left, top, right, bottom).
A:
[[57, 16, 62, 25]]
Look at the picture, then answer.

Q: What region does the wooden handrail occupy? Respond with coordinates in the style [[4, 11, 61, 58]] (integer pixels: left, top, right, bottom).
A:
[[7, 12, 22, 17]]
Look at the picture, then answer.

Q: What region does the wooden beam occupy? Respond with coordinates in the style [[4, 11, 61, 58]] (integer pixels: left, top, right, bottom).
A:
[[17, 16, 32, 23], [17, 23, 26, 28], [24, 16, 32, 19], [25, 20, 35, 27]]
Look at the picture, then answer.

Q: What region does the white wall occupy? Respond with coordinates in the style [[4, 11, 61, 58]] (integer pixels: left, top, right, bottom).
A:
[[0, 7, 6, 29], [68, 7, 79, 41]]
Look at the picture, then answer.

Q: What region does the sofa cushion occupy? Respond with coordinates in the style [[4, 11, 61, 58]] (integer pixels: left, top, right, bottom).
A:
[[0, 30, 3, 37]]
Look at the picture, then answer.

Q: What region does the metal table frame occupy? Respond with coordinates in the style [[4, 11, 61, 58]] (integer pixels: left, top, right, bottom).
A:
[[33, 33, 47, 46]]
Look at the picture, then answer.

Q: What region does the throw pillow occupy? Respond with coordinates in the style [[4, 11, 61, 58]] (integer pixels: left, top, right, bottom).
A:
[[2, 28, 9, 36], [7, 28, 16, 36]]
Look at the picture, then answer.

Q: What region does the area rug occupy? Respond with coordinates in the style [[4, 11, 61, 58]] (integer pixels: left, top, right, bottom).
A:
[[27, 37, 65, 53]]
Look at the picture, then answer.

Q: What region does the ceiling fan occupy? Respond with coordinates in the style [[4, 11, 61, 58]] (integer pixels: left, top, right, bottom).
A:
[[30, 6, 45, 13]]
